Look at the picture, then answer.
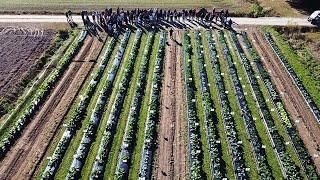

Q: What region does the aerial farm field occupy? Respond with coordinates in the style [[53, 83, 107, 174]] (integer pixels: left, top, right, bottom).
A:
[[0, 1, 319, 180]]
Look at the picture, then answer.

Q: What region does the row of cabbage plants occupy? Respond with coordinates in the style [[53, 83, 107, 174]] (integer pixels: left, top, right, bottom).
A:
[[231, 31, 288, 178], [41, 35, 117, 179], [65, 29, 131, 179], [240, 32, 302, 179], [183, 31, 203, 180], [0, 30, 87, 160], [114, 31, 155, 179], [242, 32, 318, 179], [89, 28, 143, 179], [222, 31, 274, 179], [194, 30, 224, 179], [264, 32, 320, 123], [138, 30, 166, 179], [209, 30, 248, 179]]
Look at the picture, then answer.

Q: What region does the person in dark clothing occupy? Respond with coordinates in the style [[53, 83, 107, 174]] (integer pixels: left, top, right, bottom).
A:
[[228, 19, 233, 29], [169, 28, 173, 39], [65, 11, 70, 20], [66, 10, 77, 27], [225, 9, 229, 18]]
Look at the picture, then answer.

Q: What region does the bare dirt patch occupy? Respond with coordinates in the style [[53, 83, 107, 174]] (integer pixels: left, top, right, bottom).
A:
[[154, 29, 186, 179], [0, 27, 55, 114]]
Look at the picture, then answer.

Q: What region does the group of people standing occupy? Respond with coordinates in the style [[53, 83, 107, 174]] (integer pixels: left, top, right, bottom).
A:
[[66, 7, 235, 35]]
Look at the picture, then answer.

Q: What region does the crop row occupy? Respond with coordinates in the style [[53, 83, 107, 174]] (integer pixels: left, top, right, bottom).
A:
[[223, 31, 274, 179], [41, 34, 117, 179], [264, 33, 320, 123], [231, 31, 289, 178], [194, 31, 224, 178], [209, 30, 248, 179], [89, 28, 143, 179], [114, 31, 155, 179], [241, 32, 302, 179], [138, 30, 166, 179], [183, 31, 203, 179], [65, 29, 131, 179], [243, 32, 318, 179], [0, 30, 87, 160]]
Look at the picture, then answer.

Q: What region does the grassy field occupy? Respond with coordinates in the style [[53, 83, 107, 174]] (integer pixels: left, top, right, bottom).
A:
[[0, 0, 307, 17], [258, 0, 304, 17], [0, 0, 252, 14]]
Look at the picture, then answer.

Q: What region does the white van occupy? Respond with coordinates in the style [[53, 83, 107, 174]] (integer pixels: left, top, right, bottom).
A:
[[308, 10, 320, 26]]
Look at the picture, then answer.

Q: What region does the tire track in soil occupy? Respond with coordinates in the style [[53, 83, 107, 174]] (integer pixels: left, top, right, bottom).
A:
[[0, 34, 105, 180], [251, 31, 320, 172], [154, 30, 186, 180]]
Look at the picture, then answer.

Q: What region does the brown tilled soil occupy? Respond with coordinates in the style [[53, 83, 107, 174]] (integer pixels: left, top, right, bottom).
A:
[[250, 31, 320, 172], [0, 33, 107, 180], [154, 30, 186, 180], [0, 27, 54, 101]]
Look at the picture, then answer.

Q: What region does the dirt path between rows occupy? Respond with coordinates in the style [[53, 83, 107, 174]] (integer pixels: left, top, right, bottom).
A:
[[154, 30, 186, 179], [250, 31, 320, 172], [172, 30, 187, 179], [0, 33, 107, 180]]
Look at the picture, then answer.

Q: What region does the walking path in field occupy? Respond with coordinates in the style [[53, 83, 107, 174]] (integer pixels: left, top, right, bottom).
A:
[[154, 30, 186, 179], [0, 15, 315, 26]]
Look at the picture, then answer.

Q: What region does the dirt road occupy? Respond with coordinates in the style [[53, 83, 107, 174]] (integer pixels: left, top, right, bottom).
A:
[[0, 15, 315, 27], [154, 30, 186, 179], [251, 31, 320, 172], [0, 33, 107, 180]]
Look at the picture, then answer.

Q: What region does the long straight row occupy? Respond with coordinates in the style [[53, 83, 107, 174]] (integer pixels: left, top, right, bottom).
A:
[[229, 31, 288, 178], [264, 33, 320, 123], [207, 31, 248, 179], [242, 32, 318, 179], [89, 28, 143, 179], [220, 31, 274, 179], [184, 30, 206, 179], [194, 31, 224, 178], [239, 32, 302, 179], [42, 34, 117, 179], [65, 29, 131, 179], [34, 29, 318, 180], [0, 31, 87, 160], [138, 30, 166, 179], [114, 31, 155, 179]]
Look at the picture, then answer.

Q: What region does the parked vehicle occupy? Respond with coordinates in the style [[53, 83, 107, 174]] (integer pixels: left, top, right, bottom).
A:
[[308, 11, 320, 26]]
